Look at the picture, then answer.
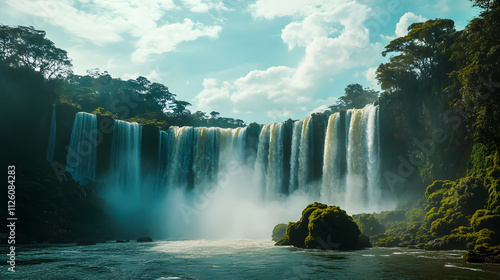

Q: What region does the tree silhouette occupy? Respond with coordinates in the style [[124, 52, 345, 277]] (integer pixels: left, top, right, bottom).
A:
[[0, 25, 72, 79]]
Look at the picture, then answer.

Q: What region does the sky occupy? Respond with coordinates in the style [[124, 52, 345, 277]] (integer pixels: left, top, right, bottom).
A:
[[1, 0, 480, 124]]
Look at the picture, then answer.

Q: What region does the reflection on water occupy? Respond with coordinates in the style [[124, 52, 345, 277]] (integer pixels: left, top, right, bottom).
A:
[[1, 240, 499, 279]]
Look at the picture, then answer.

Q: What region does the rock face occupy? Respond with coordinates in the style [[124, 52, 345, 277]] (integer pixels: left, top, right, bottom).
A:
[[272, 224, 288, 241], [275, 202, 370, 250]]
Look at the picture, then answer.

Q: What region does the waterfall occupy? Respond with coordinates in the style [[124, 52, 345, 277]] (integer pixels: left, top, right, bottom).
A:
[[266, 123, 284, 198], [231, 127, 247, 164], [289, 120, 303, 194], [158, 129, 174, 191], [320, 104, 382, 213], [193, 127, 219, 185], [169, 127, 195, 188], [66, 112, 97, 185], [110, 120, 142, 194], [298, 116, 312, 191], [346, 107, 365, 207], [46, 104, 56, 163], [157, 126, 248, 191], [365, 105, 381, 210], [321, 113, 341, 203], [63, 103, 383, 239], [254, 124, 271, 197]]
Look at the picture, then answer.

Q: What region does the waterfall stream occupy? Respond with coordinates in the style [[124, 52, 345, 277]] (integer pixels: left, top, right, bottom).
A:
[[63, 103, 386, 238]]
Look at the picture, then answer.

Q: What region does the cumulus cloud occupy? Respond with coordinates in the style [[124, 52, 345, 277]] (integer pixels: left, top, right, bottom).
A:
[[309, 105, 329, 115], [6, 0, 222, 62], [181, 0, 228, 13], [196, 0, 383, 123], [251, 0, 348, 19], [132, 19, 221, 62], [395, 12, 427, 37], [6, 0, 130, 44], [196, 67, 302, 122], [365, 67, 379, 90]]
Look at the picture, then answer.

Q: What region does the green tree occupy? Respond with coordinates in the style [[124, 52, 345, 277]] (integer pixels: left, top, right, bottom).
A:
[[338, 83, 379, 109], [377, 19, 456, 93], [0, 25, 72, 79], [450, 0, 500, 147], [173, 100, 192, 115], [210, 111, 220, 119], [328, 83, 378, 113]]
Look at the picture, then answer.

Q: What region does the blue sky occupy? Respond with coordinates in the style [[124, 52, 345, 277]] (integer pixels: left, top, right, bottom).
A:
[[1, 0, 479, 124]]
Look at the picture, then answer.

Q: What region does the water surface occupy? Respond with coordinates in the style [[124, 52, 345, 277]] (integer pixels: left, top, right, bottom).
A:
[[2, 240, 499, 279]]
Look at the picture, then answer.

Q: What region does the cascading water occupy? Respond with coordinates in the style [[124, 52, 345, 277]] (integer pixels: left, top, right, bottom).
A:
[[289, 120, 303, 194], [322, 113, 341, 203], [66, 112, 97, 185], [193, 127, 219, 185], [169, 127, 195, 188], [102, 119, 144, 236], [254, 124, 271, 197], [62, 103, 386, 239], [158, 129, 174, 191], [298, 116, 313, 193], [321, 104, 382, 213], [265, 123, 284, 199], [364, 105, 381, 210], [46, 104, 56, 163], [109, 120, 142, 194]]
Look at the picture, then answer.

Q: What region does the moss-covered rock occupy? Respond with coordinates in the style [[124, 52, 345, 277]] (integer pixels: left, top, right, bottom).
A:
[[272, 224, 287, 242], [354, 214, 385, 237], [275, 203, 369, 250], [465, 245, 500, 263]]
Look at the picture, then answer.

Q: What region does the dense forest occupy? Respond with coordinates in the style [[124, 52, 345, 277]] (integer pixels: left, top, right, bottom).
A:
[[1, 0, 499, 263], [353, 0, 500, 263]]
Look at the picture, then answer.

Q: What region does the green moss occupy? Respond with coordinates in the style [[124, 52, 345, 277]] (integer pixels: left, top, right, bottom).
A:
[[467, 143, 495, 177], [471, 210, 500, 233], [276, 203, 368, 250], [305, 206, 361, 249], [354, 214, 385, 237]]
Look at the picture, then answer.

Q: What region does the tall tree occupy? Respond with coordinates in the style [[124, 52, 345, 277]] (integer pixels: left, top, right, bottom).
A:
[[377, 19, 456, 93], [338, 83, 379, 109], [450, 0, 500, 147], [0, 25, 72, 79]]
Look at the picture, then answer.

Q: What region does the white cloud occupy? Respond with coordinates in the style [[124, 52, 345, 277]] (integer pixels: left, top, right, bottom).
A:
[[196, 67, 302, 122], [281, 13, 343, 50], [290, 1, 381, 89], [6, 0, 179, 45], [251, 0, 348, 19], [365, 67, 379, 90], [132, 18, 221, 62], [309, 105, 329, 115], [6, 0, 130, 44], [395, 12, 426, 37], [196, 78, 232, 110], [6, 0, 222, 65], [196, 1, 383, 123], [181, 0, 228, 13]]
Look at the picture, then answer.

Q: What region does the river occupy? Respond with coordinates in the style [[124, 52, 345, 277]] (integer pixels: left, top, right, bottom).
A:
[[2, 239, 499, 279]]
